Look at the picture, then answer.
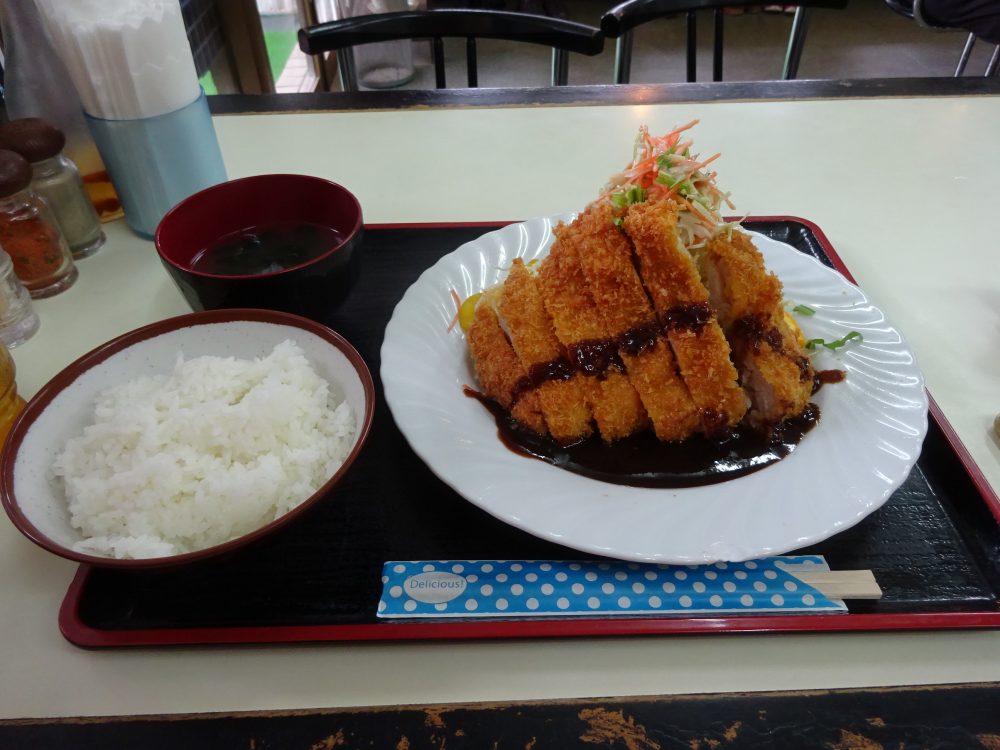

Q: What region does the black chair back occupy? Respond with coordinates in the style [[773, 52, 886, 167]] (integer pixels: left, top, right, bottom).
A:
[[299, 9, 605, 90], [601, 0, 848, 83], [883, 0, 999, 77]]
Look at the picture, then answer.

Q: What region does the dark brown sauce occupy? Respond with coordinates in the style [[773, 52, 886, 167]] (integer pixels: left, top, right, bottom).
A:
[[661, 302, 712, 333], [732, 314, 783, 353], [794, 355, 812, 382], [529, 357, 574, 386], [765, 327, 784, 352], [511, 356, 575, 405], [813, 368, 846, 393], [464, 387, 820, 489], [732, 314, 766, 345], [700, 408, 729, 438], [522, 306, 720, 396], [618, 321, 661, 357], [569, 339, 625, 378]]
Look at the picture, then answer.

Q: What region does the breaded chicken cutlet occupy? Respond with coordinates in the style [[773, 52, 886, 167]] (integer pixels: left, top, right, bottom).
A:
[[466, 303, 547, 436], [698, 230, 814, 426], [563, 204, 701, 442], [622, 198, 748, 435], [538, 233, 649, 442], [463, 122, 823, 446], [499, 259, 594, 444]]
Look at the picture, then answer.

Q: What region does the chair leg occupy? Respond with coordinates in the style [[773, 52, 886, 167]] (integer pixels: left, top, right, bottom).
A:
[[433, 37, 446, 88], [955, 33, 976, 76], [686, 12, 697, 82], [713, 8, 724, 82], [336, 48, 358, 92], [552, 48, 569, 86], [467, 37, 478, 87], [987, 44, 1000, 76], [614, 31, 633, 84], [782, 6, 811, 80]]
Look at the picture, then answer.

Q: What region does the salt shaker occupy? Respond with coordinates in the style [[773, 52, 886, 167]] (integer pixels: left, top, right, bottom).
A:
[[0, 250, 40, 348], [0, 149, 78, 298], [0, 118, 105, 259]]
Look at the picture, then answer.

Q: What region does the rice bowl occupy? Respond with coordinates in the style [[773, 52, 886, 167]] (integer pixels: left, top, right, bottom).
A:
[[1, 309, 374, 568]]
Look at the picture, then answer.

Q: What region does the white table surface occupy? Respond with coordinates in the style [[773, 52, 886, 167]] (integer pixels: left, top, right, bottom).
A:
[[4, 95, 1000, 720]]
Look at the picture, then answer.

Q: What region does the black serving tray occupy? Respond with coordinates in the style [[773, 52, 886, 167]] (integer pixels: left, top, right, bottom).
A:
[[60, 219, 1000, 647]]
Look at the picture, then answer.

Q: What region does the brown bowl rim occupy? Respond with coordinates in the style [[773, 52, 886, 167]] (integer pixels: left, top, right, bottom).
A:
[[154, 174, 364, 280], [0, 308, 375, 569]]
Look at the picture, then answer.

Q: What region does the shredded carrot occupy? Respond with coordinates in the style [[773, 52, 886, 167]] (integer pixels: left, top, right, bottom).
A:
[[447, 288, 461, 332], [661, 153, 722, 199], [673, 193, 718, 229], [595, 121, 739, 237]]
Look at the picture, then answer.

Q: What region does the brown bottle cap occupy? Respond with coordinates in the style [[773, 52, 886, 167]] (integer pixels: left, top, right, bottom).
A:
[[0, 150, 33, 198], [0, 118, 66, 163]]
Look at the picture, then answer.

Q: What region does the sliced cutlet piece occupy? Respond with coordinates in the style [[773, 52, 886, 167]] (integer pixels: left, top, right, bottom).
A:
[[623, 199, 747, 435], [499, 259, 593, 444], [466, 302, 547, 435], [571, 204, 700, 442], [538, 233, 648, 442], [699, 230, 814, 426]]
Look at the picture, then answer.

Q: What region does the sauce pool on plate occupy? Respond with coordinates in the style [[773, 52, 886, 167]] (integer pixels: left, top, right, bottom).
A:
[[190, 221, 344, 276], [464, 375, 846, 488]]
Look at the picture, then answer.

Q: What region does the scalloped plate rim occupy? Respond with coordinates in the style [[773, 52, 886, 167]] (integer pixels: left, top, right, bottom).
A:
[[380, 215, 929, 563]]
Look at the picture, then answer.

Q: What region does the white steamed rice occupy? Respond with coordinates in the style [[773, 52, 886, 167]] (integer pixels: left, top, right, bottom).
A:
[[54, 339, 355, 559]]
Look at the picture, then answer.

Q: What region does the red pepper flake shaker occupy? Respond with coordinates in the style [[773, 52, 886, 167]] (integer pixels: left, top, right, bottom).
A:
[[0, 118, 105, 259], [0, 149, 77, 298]]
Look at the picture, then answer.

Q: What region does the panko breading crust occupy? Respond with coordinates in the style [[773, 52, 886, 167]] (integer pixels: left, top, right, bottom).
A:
[[569, 204, 700, 441], [538, 234, 648, 442], [500, 259, 594, 443], [700, 231, 814, 425], [623, 199, 748, 433], [465, 200, 814, 441]]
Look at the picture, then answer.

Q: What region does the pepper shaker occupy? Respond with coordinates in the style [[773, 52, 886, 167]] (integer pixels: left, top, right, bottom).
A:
[[0, 118, 105, 259], [0, 149, 78, 298]]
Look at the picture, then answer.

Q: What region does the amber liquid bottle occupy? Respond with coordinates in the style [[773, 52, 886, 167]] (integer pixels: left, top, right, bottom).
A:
[[0, 343, 26, 445]]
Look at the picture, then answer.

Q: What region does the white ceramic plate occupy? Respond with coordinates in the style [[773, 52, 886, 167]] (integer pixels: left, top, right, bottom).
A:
[[380, 215, 928, 563]]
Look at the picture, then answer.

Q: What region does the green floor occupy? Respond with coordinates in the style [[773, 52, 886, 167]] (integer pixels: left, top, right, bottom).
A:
[[199, 29, 298, 95]]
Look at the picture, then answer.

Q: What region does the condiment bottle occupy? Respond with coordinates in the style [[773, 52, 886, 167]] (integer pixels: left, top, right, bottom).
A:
[[0, 343, 26, 445], [0, 250, 40, 348], [0, 0, 123, 222], [0, 150, 78, 298], [0, 119, 105, 259]]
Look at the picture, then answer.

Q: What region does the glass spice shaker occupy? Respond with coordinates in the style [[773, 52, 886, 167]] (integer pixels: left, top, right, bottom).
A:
[[0, 250, 40, 348], [0, 0, 123, 222], [0, 118, 105, 259], [0, 342, 27, 445], [0, 149, 78, 299]]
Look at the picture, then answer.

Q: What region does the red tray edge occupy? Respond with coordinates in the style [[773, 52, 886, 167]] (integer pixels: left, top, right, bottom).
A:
[[59, 563, 1000, 648], [58, 216, 1000, 648]]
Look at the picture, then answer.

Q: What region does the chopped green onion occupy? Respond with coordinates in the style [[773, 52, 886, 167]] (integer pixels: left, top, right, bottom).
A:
[[792, 304, 816, 316], [806, 332, 863, 351], [625, 185, 647, 204], [612, 216, 623, 227], [610, 186, 648, 207], [655, 173, 694, 195]]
